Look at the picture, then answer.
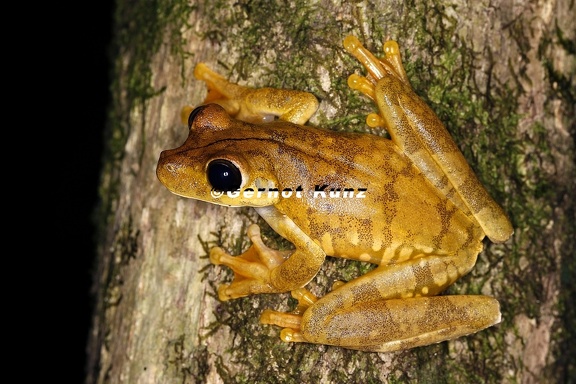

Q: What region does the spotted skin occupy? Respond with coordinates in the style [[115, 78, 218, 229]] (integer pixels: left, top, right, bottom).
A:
[[156, 36, 513, 352]]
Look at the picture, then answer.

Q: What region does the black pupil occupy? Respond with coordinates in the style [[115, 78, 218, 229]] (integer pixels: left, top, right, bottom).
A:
[[207, 160, 242, 191]]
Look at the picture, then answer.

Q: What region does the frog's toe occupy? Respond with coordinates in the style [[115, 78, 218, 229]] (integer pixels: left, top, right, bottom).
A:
[[260, 309, 302, 329], [280, 328, 306, 343], [347, 73, 376, 100], [208, 246, 228, 265], [259, 287, 319, 344], [216, 283, 232, 301], [216, 279, 273, 300], [260, 309, 306, 344], [210, 245, 270, 281]]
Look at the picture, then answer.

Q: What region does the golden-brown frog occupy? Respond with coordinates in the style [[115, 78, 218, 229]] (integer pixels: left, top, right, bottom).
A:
[[156, 36, 513, 352]]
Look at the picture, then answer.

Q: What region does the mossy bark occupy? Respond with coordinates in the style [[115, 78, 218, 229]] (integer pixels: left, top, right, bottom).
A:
[[87, 0, 575, 383]]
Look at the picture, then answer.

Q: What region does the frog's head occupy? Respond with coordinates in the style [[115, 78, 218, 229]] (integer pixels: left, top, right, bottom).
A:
[[157, 104, 281, 207]]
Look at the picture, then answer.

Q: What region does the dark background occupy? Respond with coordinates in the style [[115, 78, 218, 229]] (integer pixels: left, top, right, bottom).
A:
[[66, 1, 114, 382]]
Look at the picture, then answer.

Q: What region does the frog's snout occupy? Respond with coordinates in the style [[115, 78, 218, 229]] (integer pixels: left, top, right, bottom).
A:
[[156, 150, 180, 183]]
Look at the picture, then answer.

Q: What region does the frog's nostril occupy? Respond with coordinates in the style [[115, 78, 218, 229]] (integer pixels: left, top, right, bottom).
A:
[[165, 163, 179, 174]]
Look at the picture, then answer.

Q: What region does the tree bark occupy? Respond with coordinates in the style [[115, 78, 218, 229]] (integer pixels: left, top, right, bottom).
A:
[[87, 0, 575, 383]]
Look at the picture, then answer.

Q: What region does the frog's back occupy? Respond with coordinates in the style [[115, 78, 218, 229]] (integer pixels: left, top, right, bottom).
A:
[[272, 130, 484, 265]]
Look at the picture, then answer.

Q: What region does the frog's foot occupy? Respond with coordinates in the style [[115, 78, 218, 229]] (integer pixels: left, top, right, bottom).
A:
[[344, 35, 410, 129], [259, 288, 319, 343], [343, 35, 408, 86], [210, 224, 292, 301]]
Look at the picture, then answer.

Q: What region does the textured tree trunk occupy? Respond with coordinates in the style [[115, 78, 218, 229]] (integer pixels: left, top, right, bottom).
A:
[[86, 0, 575, 383]]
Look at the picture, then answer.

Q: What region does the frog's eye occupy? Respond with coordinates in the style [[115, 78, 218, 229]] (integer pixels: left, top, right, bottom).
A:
[[188, 105, 207, 128], [207, 159, 242, 192]]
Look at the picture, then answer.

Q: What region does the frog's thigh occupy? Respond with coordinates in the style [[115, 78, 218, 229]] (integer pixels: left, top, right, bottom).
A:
[[300, 254, 500, 351], [373, 76, 513, 243], [301, 293, 500, 352]]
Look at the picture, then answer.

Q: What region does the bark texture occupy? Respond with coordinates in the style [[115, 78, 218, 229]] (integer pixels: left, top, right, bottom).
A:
[[87, 0, 575, 383]]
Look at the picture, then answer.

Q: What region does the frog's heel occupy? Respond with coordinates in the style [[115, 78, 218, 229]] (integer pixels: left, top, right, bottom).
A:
[[344, 36, 513, 243]]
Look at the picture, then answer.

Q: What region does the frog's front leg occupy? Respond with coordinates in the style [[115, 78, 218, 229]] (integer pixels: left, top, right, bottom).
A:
[[261, 251, 501, 352], [210, 206, 326, 300], [186, 63, 319, 125]]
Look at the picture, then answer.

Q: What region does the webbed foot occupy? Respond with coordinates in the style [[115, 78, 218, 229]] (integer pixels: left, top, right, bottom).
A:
[[344, 35, 410, 129]]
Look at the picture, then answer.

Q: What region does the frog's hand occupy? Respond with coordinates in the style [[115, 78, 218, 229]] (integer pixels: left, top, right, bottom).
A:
[[210, 224, 290, 300], [344, 36, 513, 243], [261, 250, 501, 352], [211, 209, 326, 300]]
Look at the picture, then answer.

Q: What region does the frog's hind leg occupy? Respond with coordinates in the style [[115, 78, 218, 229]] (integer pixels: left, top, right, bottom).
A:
[[261, 250, 501, 352], [344, 35, 513, 244], [267, 281, 501, 352]]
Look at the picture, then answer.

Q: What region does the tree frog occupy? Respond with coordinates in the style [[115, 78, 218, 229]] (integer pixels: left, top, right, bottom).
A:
[[156, 36, 514, 352]]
